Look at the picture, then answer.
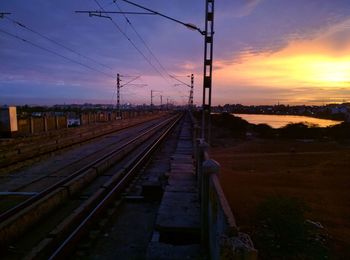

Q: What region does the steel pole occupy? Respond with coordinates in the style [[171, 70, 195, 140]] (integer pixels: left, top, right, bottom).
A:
[[117, 73, 121, 117], [201, 0, 214, 143]]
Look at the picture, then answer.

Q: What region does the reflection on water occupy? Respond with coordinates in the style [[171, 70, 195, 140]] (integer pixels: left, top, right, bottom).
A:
[[233, 114, 342, 128]]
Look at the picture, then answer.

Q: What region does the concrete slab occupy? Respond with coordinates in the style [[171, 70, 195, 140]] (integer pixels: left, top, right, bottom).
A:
[[176, 143, 191, 146], [165, 185, 197, 193], [167, 179, 196, 188], [168, 173, 194, 181], [179, 136, 191, 139], [147, 242, 200, 260], [171, 164, 193, 168], [174, 150, 192, 155], [147, 116, 202, 257], [175, 147, 192, 151], [171, 162, 193, 167], [170, 167, 193, 173], [170, 156, 193, 163], [156, 191, 200, 231], [167, 169, 193, 177], [171, 161, 192, 165], [156, 214, 200, 233], [171, 160, 193, 165], [170, 171, 193, 176]]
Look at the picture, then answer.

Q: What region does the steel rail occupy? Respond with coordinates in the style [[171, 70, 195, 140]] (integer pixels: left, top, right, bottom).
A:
[[0, 115, 166, 169], [0, 114, 178, 223], [9, 116, 167, 193], [48, 113, 181, 259]]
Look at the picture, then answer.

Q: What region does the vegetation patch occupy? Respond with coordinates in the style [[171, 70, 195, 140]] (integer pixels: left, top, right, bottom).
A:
[[254, 196, 329, 259]]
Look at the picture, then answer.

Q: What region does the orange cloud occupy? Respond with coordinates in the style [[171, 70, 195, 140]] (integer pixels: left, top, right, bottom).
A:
[[214, 19, 350, 104]]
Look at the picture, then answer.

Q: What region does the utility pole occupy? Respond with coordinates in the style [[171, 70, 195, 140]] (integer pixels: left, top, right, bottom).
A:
[[116, 73, 121, 117], [160, 95, 163, 109], [151, 90, 161, 110], [190, 73, 194, 109], [151, 90, 153, 109], [171, 74, 194, 110], [114, 74, 144, 118], [202, 0, 215, 143], [78, 1, 214, 141]]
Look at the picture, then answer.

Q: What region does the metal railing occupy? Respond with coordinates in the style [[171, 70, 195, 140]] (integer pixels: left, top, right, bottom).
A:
[[190, 112, 257, 259]]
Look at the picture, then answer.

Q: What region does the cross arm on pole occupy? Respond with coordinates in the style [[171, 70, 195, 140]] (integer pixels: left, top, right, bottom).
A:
[[122, 83, 147, 88], [115, 0, 205, 35], [171, 75, 191, 88], [120, 75, 141, 87]]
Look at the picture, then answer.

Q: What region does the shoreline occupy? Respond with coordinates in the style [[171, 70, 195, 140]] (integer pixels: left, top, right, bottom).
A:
[[233, 113, 342, 128]]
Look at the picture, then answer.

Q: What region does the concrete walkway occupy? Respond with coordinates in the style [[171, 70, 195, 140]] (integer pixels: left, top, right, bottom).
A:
[[147, 118, 202, 259]]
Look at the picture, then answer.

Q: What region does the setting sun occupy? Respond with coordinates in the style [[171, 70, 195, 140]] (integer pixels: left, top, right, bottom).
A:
[[311, 59, 350, 85], [216, 51, 350, 88]]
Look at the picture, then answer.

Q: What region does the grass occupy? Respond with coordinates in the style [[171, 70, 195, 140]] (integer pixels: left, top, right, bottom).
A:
[[254, 196, 329, 259]]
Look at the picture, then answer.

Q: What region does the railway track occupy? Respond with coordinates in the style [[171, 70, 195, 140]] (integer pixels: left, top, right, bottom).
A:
[[0, 113, 182, 259], [0, 114, 175, 194], [0, 112, 167, 170]]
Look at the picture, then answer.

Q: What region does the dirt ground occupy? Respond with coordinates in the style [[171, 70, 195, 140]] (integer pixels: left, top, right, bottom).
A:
[[211, 138, 350, 258]]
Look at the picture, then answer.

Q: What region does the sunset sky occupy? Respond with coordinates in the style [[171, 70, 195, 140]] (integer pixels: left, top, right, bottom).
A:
[[1, 0, 350, 106]]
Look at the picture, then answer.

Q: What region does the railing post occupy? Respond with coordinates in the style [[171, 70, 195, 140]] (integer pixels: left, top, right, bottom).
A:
[[195, 138, 201, 180], [197, 139, 208, 195], [43, 116, 48, 132], [64, 115, 68, 128], [200, 156, 214, 242], [29, 117, 34, 134], [55, 116, 59, 130], [203, 160, 257, 259], [79, 114, 84, 126], [202, 159, 220, 257]]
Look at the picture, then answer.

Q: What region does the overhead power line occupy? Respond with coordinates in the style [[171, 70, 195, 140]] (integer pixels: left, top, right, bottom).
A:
[[90, 0, 172, 85], [0, 28, 116, 79], [120, 75, 140, 87], [170, 74, 191, 88], [4, 16, 114, 71], [75, 10, 155, 15], [112, 1, 173, 83], [116, 0, 204, 35]]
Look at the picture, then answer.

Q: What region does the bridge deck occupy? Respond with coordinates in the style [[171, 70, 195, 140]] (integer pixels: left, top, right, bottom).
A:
[[147, 119, 201, 259]]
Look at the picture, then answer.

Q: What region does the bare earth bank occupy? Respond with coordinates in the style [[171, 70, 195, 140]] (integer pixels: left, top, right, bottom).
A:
[[211, 138, 350, 258]]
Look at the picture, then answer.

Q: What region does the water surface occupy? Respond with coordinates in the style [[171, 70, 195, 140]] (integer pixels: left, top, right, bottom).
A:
[[233, 114, 341, 128]]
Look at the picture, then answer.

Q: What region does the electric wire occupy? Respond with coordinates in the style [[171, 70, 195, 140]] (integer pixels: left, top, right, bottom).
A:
[[0, 27, 116, 79], [113, 1, 174, 83], [112, 0, 195, 105], [93, 0, 173, 87], [4, 16, 114, 71], [95, 0, 194, 105], [120, 76, 140, 87], [170, 75, 191, 88]]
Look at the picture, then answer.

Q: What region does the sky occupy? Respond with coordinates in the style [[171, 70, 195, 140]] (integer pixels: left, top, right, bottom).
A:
[[1, 0, 350, 106]]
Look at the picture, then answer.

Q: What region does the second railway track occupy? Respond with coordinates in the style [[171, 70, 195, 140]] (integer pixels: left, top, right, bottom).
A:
[[0, 112, 182, 259]]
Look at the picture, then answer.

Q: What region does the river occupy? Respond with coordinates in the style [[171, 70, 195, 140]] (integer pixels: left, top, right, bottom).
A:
[[233, 113, 342, 128]]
